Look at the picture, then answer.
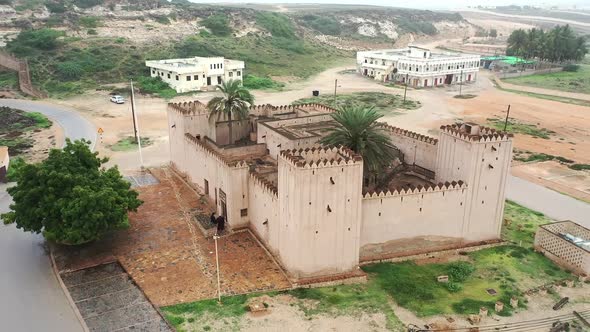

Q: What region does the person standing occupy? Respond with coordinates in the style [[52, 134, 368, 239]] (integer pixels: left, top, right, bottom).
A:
[[210, 212, 217, 225], [216, 215, 225, 234]]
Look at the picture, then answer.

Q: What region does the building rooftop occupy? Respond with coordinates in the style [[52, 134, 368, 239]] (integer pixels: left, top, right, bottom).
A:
[[361, 47, 479, 61], [261, 115, 337, 141], [145, 56, 244, 74]]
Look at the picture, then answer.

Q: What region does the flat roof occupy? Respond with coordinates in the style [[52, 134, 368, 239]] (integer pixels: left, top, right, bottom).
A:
[[361, 48, 479, 61]]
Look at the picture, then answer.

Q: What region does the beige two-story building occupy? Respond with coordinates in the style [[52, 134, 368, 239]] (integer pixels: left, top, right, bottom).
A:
[[168, 101, 513, 280]]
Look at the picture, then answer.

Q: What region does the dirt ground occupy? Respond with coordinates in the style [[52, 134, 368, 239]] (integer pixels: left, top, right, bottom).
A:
[[53, 168, 291, 307], [54, 59, 590, 199]]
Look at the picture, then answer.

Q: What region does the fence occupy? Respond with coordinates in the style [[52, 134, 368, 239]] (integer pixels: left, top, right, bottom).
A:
[[0, 50, 47, 98]]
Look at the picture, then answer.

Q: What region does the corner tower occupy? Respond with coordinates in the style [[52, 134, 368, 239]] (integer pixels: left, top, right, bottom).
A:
[[435, 123, 513, 241], [277, 147, 363, 278]]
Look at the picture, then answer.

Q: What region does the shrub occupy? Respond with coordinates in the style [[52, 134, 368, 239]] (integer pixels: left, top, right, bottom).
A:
[[563, 64, 580, 72], [271, 36, 305, 54], [201, 14, 232, 36], [448, 262, 475, 282], [153, 15, 171, 25], [45, 2, 67, 13], [256, 12, 296, 39], [300, 14, 341, 35], [56, 61, 84, 80], [79, 16, 101, 28], [87, 29, 97, 35], [136, 76, 177, 98], [243, 74, 284, 89], [73, 0, 103, 9], [445, 282, 463, 293], [7, 29, 64, 55]]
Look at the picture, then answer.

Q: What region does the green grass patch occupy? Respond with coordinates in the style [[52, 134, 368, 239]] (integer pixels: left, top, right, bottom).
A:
[[363, 244, 570, 317], [162, 284, 404, 331], [293, 92, 420, 114], [503, 65, 590, 95], [242, 74, 285, 90], [487, 118, 554, 139], [512, 151, 588, 171], [109, 136, 153, 152], [0, 70, 18, 89], [502, 200, 552, 247]]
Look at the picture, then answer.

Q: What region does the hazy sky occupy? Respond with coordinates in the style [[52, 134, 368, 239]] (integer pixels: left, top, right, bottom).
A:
[[189, 0, 586, 10]]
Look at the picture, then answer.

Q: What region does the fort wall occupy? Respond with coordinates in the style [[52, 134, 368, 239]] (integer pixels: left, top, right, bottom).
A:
[[361, 181, 467, 247], [378, 124, 438, 171], [180, 134, 250, 228], [248, 173, 280, 256], [277, 147, 363, 278]]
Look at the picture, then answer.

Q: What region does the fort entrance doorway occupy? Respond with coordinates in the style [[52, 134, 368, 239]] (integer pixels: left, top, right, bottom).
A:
[[445, 74, 454, 84]]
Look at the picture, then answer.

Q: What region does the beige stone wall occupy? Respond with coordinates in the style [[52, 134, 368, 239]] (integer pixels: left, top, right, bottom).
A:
[[277, 148, 363, 278], [248, 174, 280, 256], [0, 146, 8, 170], [435, 126, 513, 241], [361, 182, 467, 247], [258, 114, 333, 159], [379, 124, 438, 170]]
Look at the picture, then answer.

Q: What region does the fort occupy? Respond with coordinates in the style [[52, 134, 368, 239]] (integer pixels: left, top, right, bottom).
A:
[[168, 101, 513, 280]]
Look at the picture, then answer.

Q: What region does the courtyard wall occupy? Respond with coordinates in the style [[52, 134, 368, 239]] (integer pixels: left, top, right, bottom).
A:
[[360, 181, 467, 247]]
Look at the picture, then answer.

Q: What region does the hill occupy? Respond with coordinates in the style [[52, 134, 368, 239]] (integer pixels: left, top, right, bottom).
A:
[[0, 0, 472, 97]]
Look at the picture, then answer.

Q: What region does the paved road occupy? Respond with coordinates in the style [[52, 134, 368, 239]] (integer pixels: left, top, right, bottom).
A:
[[0, 99, 96, 150], [0, 100, 93, 331], [507, 175, 590, 228], [0, 184, 83, 332]]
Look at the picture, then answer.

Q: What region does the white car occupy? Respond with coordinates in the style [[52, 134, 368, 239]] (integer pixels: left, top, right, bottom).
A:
[[110, 95, 125, 104]]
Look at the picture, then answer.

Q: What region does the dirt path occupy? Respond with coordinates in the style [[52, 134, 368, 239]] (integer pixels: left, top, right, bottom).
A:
[[495, 77, 590, 102]]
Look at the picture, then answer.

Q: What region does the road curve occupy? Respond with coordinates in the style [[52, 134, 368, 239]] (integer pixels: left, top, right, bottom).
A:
[[0, 99, 97, 150], [0, 100, 94, 332]]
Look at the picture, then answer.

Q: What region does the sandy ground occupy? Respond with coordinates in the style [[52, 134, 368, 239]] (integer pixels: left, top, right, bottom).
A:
[[512, 161, 590, 202], [179, 294, 390, 332]]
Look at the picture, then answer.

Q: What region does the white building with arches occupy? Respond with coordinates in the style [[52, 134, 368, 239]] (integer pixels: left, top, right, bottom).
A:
[[357, 46, 480, 88]]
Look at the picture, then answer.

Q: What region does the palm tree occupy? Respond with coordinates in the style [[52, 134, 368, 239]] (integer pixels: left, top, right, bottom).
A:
[[320, 105, 399, 182], [207, 79, 254, 145]]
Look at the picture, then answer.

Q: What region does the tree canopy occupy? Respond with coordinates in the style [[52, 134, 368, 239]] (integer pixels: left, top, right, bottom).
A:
[[320, 106, 399, 176], [1, 139, 142, 245], [207, 79, 254, 145], [507, 25, 587, 62]]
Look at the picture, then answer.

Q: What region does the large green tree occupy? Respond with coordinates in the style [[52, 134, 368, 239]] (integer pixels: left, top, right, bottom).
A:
[[1, 139, 142, 245], [320, 106, 399, 181], [507, 25, 587, 62], [207, 79, 254, 145]]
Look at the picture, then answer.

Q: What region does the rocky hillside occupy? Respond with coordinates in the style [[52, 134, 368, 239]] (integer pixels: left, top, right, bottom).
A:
[[0, 0, 474, 97]]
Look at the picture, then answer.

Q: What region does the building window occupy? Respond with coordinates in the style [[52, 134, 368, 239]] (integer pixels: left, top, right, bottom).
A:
[[229, 72, 233, 77], [210, 64, 213, 69], [237, 71, 241, 77], [176, 75, 179, 80], [187, 76, 191, 81], [194, 75, 198, 80], [240, 208, 248, 217], [152, 69, 155, 74], [220, 63, 223, 69], [167, 73, 170, 79]]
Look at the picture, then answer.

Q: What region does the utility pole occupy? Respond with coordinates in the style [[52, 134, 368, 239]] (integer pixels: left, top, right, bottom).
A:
[[333, 79, 337, 104], [214, 235, 222, 303], [403, 73, 409, 102], [130, 79, 144, 168], [459, 70, 464, 96], [503, 104, 511, 132]]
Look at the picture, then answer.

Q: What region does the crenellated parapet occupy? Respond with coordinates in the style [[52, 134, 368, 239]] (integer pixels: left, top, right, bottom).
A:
[[184, 133, 248, 169], [440, 123, 513, 142], [279, 146, 362, 168], [377, 123, 438, 145], [249, 172, 278, 197], [363, 180, 467, 199], [167, 100, 209, 116]]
